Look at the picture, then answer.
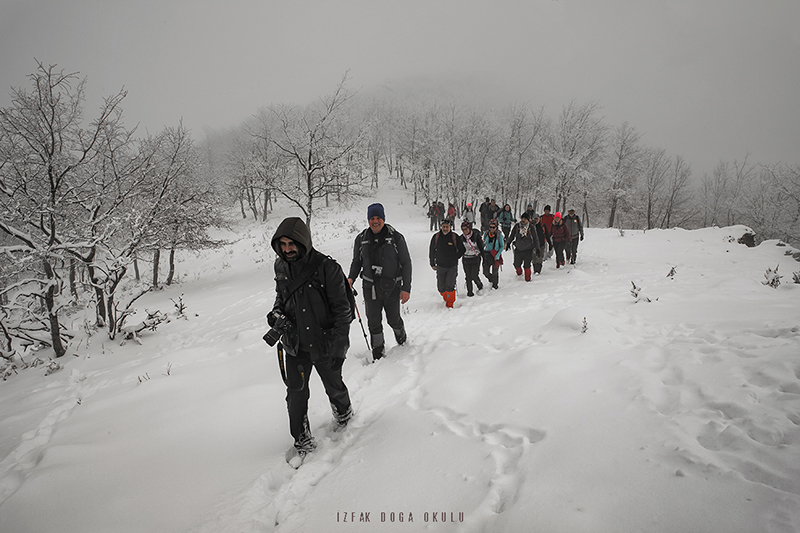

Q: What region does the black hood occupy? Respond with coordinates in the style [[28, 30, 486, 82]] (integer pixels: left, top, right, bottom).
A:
[[271, 217, 312, 261]]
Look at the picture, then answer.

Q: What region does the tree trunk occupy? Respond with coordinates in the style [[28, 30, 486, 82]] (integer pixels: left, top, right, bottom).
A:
[[133, 254, 140, 281], [166, 247, 176, 285], [608, 197, 618, 228], [42, 259, 66, 357], [262, 187, 270, 222], [152, 249, 161, 288], [69, 258, 78, 299]]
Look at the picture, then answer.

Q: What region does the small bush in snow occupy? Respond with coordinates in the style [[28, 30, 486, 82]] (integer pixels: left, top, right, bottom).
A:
[[581, 317, 588, 333], [631, 281, 657, 303], [792, 271, 800, 284], [667, 267, 677, 279], [1, 362, 18, 380], [170, 294, 187, 319], [762, 265, 782, 288]]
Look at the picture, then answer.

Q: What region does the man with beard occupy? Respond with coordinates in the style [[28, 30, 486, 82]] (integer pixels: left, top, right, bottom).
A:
[[269, 217, 354, 465], [430, 218, 466, 308], [348, 203, 412, 360], [506, 212, 542, 282]]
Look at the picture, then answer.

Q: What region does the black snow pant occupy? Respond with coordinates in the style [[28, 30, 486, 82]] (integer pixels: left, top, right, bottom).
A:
[[363, 282, 406, 352], [532, 247, 544, 274], [554, 241, 567, 267], [513, 248, 533, 270], [286, 350, 351, 449], [567, 237, 580, 263], [462, 257, 483, 295], [483, 253, 500, 289], [429, 216, 439, 231], [436, 265, 458, 293]]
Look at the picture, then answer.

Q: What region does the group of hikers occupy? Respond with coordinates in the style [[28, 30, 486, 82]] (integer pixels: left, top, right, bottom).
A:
[[266, 199, 583, 463], [429, 198, 585, 303]]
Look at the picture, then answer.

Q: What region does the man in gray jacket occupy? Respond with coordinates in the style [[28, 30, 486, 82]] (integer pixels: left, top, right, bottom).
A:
[[563, 208, 585, 265]]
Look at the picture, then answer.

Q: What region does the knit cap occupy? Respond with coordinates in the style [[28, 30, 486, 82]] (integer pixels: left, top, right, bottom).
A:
[[367, 203, 385, 220]]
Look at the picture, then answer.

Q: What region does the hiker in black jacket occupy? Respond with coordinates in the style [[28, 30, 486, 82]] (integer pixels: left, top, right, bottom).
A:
[[507, 212, 542, 282], [348, 203, 412, 360], [429, 219, 466, 308], [269, 217, 353, 459]]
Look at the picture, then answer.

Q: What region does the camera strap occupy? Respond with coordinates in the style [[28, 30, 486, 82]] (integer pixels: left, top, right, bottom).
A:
[[284, 253, 326, 299], [276, 342, 288, 386]]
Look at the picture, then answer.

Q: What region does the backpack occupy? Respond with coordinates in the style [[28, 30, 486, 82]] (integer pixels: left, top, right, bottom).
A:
[[327, 258, 356, 323], [434, 231, 458, 247]]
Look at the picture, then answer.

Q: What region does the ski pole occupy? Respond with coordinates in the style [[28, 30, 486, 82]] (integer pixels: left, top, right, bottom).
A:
[[352, 287, 371, 352]]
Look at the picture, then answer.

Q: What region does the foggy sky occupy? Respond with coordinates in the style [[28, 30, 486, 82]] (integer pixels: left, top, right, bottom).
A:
[[1, 0, 799, 178]]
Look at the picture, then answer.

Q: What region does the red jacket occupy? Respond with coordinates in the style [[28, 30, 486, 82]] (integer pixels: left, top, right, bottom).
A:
[[550, 222, 572, 243], [541, 213, 554, 234]]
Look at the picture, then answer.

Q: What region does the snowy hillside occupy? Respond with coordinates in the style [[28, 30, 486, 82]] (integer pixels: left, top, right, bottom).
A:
[[1, 185, 799, 533]]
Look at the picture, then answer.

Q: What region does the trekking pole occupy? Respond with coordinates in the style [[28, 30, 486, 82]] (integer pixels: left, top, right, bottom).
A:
[[352, 287, 371, 353]]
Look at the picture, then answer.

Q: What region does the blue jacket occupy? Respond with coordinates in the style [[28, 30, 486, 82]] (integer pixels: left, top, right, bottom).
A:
[[483, 230, 504, 260]]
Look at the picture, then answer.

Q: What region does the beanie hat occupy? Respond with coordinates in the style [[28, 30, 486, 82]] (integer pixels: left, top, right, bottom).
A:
[[367, 203, 385, 220], [461, 221, 472, 230], [520, 212, 530, 220], [555, 212, 562, 219]]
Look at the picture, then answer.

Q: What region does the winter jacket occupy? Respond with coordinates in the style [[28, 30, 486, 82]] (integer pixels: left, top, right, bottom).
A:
[[488, 204, 502, 224], [348, 224, 412, 294], [270, 218, 351, 361], [462, 208, 476, 225], [460, 229, 485, 261], [483, 229, 504, 260], [430, 230, 466, 269], [564, 213, 584, 240], [479, 201, 492, 226], [533, 222, 548, 247], [550, 220, 572, 243], [498, 207, 515, 230], [507, 221, 541, 251], [541, 213, 555, 235]]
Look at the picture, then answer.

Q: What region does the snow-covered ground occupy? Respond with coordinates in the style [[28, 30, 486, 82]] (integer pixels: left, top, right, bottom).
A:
[[1, 184, 799, 533]]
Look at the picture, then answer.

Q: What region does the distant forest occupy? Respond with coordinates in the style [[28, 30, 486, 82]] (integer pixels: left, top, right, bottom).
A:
[[1, 64, 798, 359]]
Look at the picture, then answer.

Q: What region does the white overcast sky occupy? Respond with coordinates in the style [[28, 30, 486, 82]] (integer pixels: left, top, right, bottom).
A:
[[1, 0, 799, 178]]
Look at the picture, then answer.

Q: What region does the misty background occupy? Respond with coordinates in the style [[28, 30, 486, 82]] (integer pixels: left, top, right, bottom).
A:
[[2, 0, 799, 179]]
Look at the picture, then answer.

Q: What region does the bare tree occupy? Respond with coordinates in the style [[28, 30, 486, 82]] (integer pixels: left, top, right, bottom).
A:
[[604, 122, 642, 227], [660, 155, 693, 228], [544, 100, 607, 213], [639, 147, 670, 230], [270, 75, 365, 228], [0, 61, 126, 356]]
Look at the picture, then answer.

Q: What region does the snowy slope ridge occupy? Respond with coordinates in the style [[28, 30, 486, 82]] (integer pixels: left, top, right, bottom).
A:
[[1, 185, 799, 533]]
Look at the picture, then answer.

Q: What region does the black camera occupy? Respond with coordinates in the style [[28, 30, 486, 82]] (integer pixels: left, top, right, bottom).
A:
[[263, 312, 291, 346]]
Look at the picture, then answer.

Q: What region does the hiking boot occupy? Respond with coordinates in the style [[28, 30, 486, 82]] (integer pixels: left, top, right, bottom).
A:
[[295, 433, 317, 454], [467, 291, 474, 297], [394, 329, 407, 346], [372, 344, 385, 360], [333, 405, 353, 430]]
